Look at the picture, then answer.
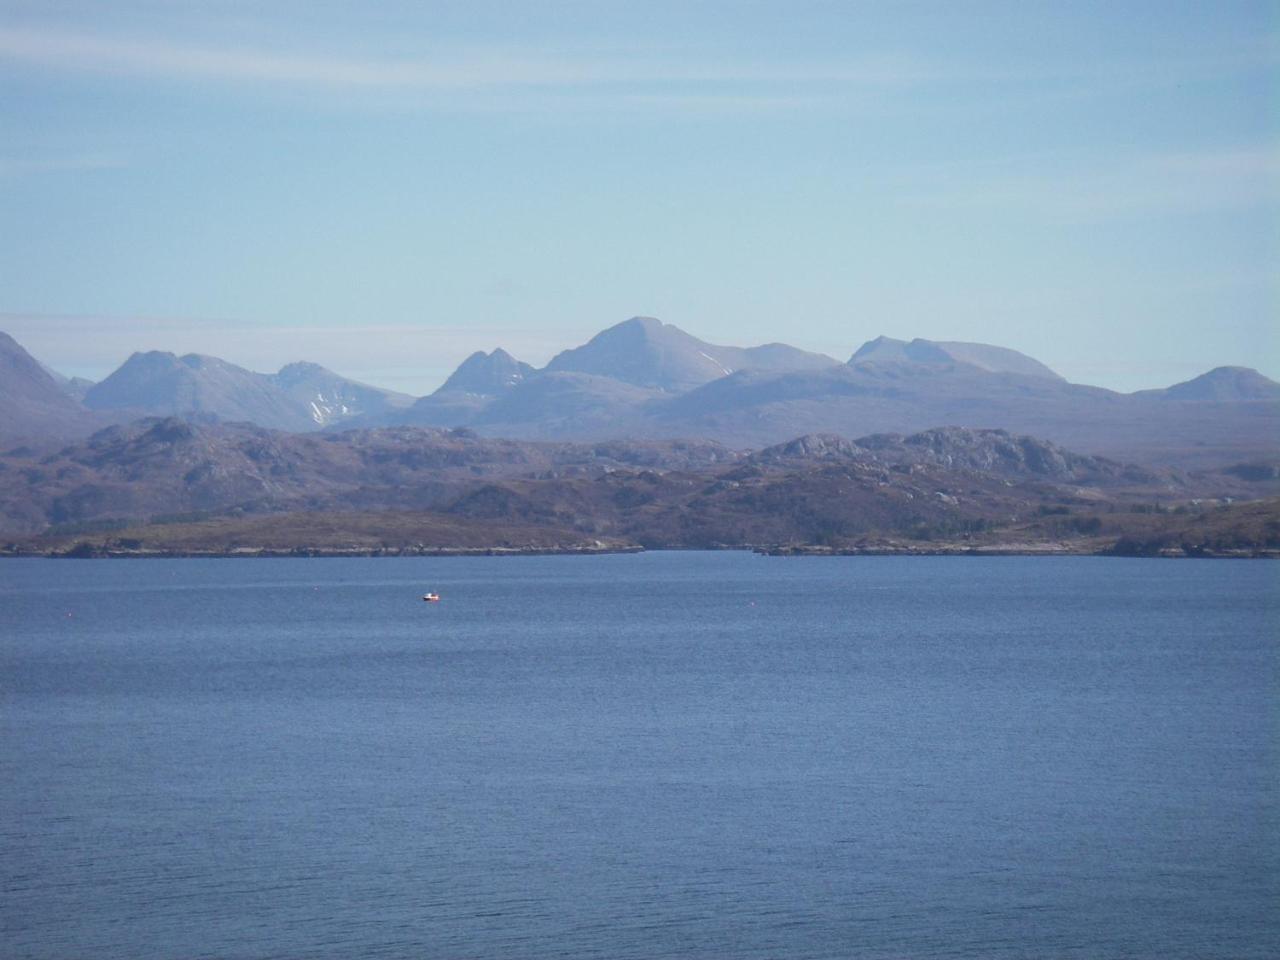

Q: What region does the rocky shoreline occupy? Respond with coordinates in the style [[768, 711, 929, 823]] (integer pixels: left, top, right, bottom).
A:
[[5, 538, 1275, 559], [755, 541, 1279, 559]]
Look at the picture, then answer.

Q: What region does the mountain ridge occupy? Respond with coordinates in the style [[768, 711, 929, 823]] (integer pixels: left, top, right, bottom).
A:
[[79, 350, 413, 432], [544, 316, 841, 392], [849, 335, 1065, 380], [0, 331, 113, 442], [4, 322, 1276, 470]]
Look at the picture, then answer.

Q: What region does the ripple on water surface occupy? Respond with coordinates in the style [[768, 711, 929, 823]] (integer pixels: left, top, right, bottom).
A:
[[1, 553, 1276, 959]]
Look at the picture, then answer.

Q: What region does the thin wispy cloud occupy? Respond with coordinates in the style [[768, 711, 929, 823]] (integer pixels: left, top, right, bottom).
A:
[[2, 21, 1266, 118], [0, 25, 931, 95]]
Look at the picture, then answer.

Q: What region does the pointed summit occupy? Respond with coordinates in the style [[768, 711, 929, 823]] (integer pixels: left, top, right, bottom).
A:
[[435, 348, 535, 396], [0, 330, 95, 441], [849, 336, 917, 364], [398, 348, 536, 429], [83, 351, 190, 410], [544, 317, 724, 391], [1160, 366, 1280, 401], [546, 317, 837, 392]]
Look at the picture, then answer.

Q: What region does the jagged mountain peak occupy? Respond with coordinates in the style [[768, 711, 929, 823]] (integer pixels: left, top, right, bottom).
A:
[[103, 349, 241, 378], [547, 317, 706, 380], [435, 348, 536, 396]]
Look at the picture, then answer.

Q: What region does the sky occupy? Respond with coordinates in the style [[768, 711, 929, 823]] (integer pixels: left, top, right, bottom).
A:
[[0, 0, 1276, 395]]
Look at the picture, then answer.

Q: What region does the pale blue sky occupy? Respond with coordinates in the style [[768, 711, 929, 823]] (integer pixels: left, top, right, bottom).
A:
[[1, 1, 1276, 394]]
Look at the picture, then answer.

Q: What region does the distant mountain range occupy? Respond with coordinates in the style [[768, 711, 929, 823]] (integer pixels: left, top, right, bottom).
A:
[[3, 317, 1277, 469], [391, 318, 1280, 468]]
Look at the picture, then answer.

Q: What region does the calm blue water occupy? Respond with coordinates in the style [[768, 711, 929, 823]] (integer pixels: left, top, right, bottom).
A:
[[1, 553, 1277, 959]]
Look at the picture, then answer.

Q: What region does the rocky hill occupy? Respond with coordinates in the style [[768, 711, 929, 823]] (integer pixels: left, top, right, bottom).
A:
[[755, 428, 1161, 485], [0, 418, 736, 534], [3, 418, 1274, 557]]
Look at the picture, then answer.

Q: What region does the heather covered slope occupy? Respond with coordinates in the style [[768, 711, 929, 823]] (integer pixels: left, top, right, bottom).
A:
[[26, 493, 1273, 558], [0, 418, 735, 534], [3, 419, 1274, 556]]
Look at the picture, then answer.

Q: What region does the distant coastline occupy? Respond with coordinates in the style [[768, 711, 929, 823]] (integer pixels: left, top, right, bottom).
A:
[[5, 539, 1275, 560]]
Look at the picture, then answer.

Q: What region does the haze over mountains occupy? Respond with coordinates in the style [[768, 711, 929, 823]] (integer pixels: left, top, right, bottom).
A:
[[2, 317, 1277, 470], [0, 331, 109, 439]]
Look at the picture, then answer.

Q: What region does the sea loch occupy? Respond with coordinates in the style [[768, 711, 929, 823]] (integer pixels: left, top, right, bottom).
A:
[[2, 553, 1276, 959]]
